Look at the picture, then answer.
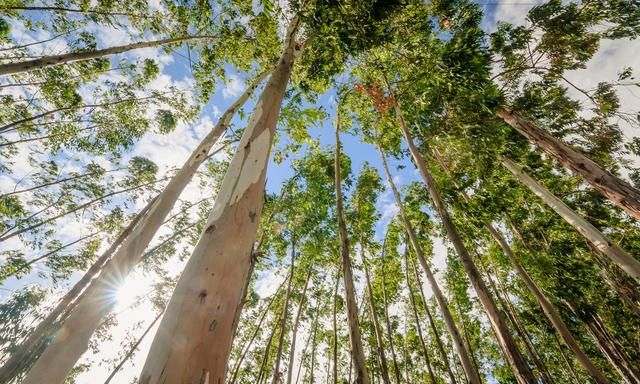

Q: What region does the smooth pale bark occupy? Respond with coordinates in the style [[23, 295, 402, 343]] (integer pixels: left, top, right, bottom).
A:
[[0, 36, 217, 76], [271, 238, 297, 384], [257, 312, 281, 384], [379, 257, 402, 384], [363, 253, 392, 384], [137, 20, 301, 383], [229, 279, 287, 384], [432, 149, 609, 384], [486, 224, 610, 383], [404, 247, 437, 383], [333, 270, 339, 384], [501, 158, 640, 284], [0, 198, 154, 384], [103, 310, 163, 384], [409, 255, 458, 384], [565, 300, 640, 384], [309, 309, 319, 384], [18, 71, 268, 384], [391, 100, 536, 384], [377, 142, 480, 384], [334, 120, 370, 384], [286, 269, 312, 384], [497, 106, 640, 221]]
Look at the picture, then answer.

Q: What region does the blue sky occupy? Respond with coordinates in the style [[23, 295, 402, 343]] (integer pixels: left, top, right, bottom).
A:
[[1, 1, 640, 382]]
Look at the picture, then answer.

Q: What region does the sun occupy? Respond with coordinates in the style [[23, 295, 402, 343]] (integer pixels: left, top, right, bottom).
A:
[[114, 272, 154, 311]]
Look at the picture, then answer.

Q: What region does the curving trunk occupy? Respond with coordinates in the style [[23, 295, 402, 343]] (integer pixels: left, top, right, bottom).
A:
[[286, 269, 312, 384], [0, 36, 218, 76], [16, 70, 268, 384], [501, 158, 640, 285], [136, 19, 302, 384], [377, 141, 480, 384], [334, 118, 370, 384], [391, 98, 536, 384], [497, 106, 640, 221]]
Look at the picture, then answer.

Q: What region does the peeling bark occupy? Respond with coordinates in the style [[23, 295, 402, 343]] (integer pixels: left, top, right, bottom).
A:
[[502, 158, 640, 285], [497, 106, 640, 221], [18, 70, 268, 384], [136, 18, 302, 384]]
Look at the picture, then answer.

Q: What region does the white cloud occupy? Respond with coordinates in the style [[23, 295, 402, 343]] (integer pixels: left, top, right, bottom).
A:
[[222, 74, 244, 99]]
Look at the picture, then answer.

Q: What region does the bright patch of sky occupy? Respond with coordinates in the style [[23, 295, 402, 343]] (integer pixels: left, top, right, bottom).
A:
[[1, 1, 639, 383]]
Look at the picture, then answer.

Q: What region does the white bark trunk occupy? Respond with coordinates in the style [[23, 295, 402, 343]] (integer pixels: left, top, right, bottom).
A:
[[501, 158, 640, 285], [20, 70, 268, 384], [136, 18, 302, 384]]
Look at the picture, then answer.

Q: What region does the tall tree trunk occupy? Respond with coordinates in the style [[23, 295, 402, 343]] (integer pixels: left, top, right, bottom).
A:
[[0, 197, 154, 384], [0, 36, 218, 76], [16, 71, 268, 384], [363, 250, 392, 384], [485, 223, 610, 383], [565, 300, 640, 384], [480, 263, 552, 384], [333, 270, 339, 384], [433, 147, 611, 383], [410, 255, 458, 384], [103, 310, 164, 384], [376, 141, 479, 384], [380, 246, 403, 384], [334, 117, 370, 384], [309, 308, 320, 384], [257, 312, 281, 384], [271, 236, 297, 384], [229, 279, 287, 384], [286, 268, 312, 384], [136, 19, 302, 384], [404, 246, 437, 383], [497, 106, 640, 221], [390, 98, 536, 384], [501, 158, 640, 284]]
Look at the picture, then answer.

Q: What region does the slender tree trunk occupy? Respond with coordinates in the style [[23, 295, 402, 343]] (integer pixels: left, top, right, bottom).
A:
[[404, 247, 437, 383], [0, 197, 154, 384], [334, 118, 370, 384], [272, 236, 297, 384], [480, 263, 551, 384], [410, 255, 458, 384], [333, 271, 339, 384], [308, 308, 320, 384], [497, 106, 640, 221], [390, 99, 536, 384], [257, 312, 281, 384], [363, 250, 392, 384], [0, 94, 162, 134], [0, 36, 218, 76], [0, 230, 100, 280], [285, 267, 312, 384], [16, 71, 269, 384], [378, 250, 403, 384], [377, 141, 480, 384], [565, 300, 640, 384], [0, 176, 167, 242], [103, 310, 163, 384], [229, 279, 287, 384], [0, 166, 125, 198], [131, 25, 304, 382], [501, 158, 640, 284], [484, 223, 610, 383]]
